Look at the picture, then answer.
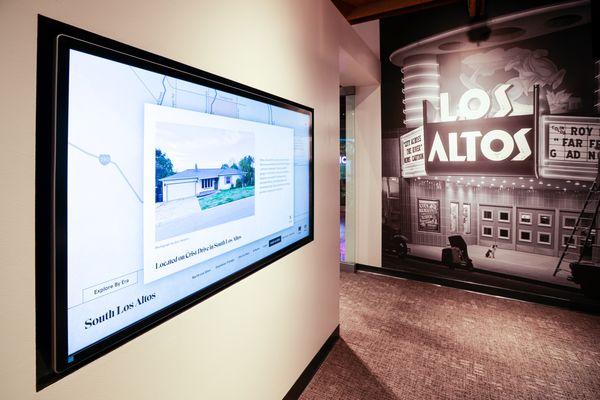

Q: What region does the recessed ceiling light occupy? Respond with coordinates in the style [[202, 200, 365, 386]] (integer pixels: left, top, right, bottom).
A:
[[512, 182, 516, 185], [477, 184, 481, 187], [491, 183, 495, 187], [529, 186, 533, 189], [492, 178, 496, 181], [566, 180, 571, 183], [481, 176, 485, 179], [547, 14, 583, 29], [521, 184, 525, 187], [471, 179, 475, 183], [575, 182, 580, 186], [547, 184, 552, 186], [583, 185, 587, 188], [519, 177, 524, 180], [555, 186, 560, 189], [539, 181, 543, 185], [529, 179, 534, 182]]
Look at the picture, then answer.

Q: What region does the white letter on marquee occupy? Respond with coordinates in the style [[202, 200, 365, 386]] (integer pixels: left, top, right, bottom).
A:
[[458, 88, 491, 120], [460, 131, 482, 161], [493, 84, 513, 118], [480, 130, 514, 161], [440, 93, 457, 122], [512, 128, 532, 161], [428, 132, 448, 162], [448, 132, 466, 161]]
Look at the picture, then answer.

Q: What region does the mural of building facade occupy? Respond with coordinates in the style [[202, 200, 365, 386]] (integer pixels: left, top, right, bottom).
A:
[[381, 0, 600, 294]]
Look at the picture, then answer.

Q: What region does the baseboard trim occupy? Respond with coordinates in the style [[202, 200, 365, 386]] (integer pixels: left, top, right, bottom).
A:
[[283, 325, 340, 400], [355, 264, 600, 314], [340, 262, 356, 273]]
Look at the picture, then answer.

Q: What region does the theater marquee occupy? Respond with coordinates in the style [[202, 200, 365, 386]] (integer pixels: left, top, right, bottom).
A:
[[400, 126, 426, 178], [539, 115, 600, 181], [400, 85, 536, 178], [424, 114, 535, 177]]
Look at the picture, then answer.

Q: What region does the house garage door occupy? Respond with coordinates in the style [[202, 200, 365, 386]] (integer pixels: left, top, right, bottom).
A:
[[165, 181, 196, 201]]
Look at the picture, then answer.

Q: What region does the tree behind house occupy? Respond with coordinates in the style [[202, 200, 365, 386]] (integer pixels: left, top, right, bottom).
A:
[[156, 148, 174, 187], [238, 155, 254, 187]]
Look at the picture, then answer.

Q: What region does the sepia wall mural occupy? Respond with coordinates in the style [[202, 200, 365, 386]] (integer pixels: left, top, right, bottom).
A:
[[380, 0, 600, 296]]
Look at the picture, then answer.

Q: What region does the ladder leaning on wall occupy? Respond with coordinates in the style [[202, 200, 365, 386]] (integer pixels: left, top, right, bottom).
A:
[[553, 161, 600, 278]]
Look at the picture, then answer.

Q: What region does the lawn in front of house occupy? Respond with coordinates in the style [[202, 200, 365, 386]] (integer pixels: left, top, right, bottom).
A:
[[198, 186, 255, 210]]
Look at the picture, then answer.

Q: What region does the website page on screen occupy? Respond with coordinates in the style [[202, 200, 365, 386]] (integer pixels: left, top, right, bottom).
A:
[[66, 49, 311, 356]]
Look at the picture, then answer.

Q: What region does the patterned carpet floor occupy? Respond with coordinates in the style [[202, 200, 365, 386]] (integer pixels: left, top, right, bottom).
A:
[[300, 271, 600, 400]]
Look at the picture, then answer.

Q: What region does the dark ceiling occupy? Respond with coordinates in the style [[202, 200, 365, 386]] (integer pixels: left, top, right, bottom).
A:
[[331, 0, 464, 24]]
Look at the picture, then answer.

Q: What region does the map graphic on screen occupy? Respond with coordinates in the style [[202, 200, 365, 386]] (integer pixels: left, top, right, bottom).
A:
[[64, 48, 312, 357]]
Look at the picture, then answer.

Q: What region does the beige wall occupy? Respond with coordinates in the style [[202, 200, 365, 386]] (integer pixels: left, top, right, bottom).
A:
[[355, 85, 382, 267], [0, 1, 379, 398], [352, 20, 380, 60], [347, 19, 382, 267]]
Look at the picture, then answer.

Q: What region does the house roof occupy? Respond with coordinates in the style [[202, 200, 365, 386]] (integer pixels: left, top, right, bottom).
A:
[[160, 167, 241, 182]]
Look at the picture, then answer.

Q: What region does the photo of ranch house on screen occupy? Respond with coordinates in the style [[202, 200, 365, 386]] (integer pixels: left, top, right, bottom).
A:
[[154, 124, 255, 242], [160, 166, 244, 202], [380, 1, 600, 295]]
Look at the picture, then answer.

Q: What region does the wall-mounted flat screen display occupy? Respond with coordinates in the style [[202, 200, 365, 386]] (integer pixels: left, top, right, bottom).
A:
[[47, 25, 313, 372]]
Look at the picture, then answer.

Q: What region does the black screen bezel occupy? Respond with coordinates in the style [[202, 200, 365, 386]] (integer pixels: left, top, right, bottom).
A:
[[48, 22, 314, 374]]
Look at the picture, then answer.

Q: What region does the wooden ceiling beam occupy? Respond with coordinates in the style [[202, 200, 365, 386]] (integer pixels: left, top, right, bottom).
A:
[[333, 0, 462, 25], [331, 0, 355, 16]]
